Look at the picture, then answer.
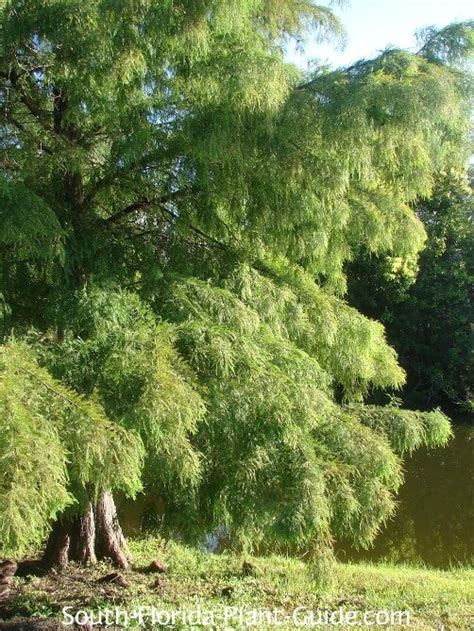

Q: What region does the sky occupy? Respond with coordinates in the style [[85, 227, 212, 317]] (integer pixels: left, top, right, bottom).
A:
[[287, 0, 473, 68]]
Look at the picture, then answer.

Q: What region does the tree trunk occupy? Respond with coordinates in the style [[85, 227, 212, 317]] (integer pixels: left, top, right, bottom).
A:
[[43, 519, 71, 570], [70, 501, 97, 565], [95, 491, 130, 570], [43, 491, 130, 570]]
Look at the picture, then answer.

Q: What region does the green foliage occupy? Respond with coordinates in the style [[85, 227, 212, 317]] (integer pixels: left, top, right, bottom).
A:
[[417, 20, 474, 66], [346, 405, 452, 455], [37, 287, 205, 502], [156, 266, 451, 552], [0, 341, 143, 555], [0, 0, 471, 561], [0, 176, 64, 261], [227, 262, 406, 399], [347, 170, 473, 408]]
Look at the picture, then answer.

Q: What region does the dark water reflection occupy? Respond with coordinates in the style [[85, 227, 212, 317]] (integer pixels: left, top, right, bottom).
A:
[[336, 420, 473, 568]]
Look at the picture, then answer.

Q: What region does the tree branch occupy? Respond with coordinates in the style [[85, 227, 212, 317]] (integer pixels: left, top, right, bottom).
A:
[[103, 188, 229, 252], [4, 112, 54, 155], [84, 150, 174, 205], [3, 68, 94, 149], [100, 189, 194, 227], [158, 205, 227, 249]]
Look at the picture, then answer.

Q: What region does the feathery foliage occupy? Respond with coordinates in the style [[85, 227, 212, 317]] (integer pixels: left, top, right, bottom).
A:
[[158, 265, 451, 551], [0, 341, 143, 555], [0, 0, 471, 562], [347, 169, 474, 408]]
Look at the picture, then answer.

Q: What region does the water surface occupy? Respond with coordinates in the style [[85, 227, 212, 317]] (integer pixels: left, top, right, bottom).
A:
[[336, 420, 473, 568]]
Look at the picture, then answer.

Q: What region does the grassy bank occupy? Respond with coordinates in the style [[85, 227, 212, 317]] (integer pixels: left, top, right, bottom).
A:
[[1, 538, 472, 630]]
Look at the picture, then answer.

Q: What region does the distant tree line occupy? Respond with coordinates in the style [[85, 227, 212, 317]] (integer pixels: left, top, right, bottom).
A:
[[348, 170, 473, 412]]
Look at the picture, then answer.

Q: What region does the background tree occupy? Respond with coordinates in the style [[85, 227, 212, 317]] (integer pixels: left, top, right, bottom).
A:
[[0, 2, 472, 570], [347, 169, 473, 410]]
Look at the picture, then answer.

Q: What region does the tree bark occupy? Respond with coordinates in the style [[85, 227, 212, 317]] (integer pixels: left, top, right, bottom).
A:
[[43, 519, 71, 570], [43, 491, 130, 570], [95, 490, 130, 570], [70, 501, 97, 565]]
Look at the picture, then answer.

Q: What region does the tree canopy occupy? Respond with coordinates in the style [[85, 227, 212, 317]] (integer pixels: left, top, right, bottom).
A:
[[0, 1, 472, 566]]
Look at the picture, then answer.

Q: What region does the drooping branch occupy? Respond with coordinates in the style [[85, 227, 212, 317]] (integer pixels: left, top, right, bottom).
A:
[[84, 149, 174, 204], [17, 364, 102, 422], [100, 189, 194, 227], [101, 186, 231, 256], [158, 205, 228, 250]]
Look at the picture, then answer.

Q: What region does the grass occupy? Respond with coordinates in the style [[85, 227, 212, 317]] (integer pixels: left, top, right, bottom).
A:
[[1, 537, 472, 630]]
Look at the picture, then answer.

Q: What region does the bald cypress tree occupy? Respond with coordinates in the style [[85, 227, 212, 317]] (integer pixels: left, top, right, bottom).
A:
[[0, 2, 472, 569]]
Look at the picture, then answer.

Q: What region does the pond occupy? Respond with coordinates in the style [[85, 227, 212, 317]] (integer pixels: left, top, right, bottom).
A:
[[336, 419, 473, 569]]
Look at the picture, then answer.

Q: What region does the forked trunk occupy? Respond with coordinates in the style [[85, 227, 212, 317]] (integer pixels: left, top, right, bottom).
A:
[[43, 491, 130, 570]]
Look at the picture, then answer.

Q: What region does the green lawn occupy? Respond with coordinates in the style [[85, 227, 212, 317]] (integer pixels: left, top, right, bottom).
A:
[[2, 537, 472, 630]]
